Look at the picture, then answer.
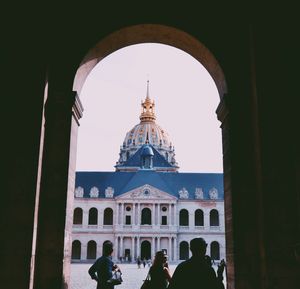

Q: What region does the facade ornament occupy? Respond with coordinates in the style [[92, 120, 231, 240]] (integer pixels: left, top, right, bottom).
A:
[[74, 186, 84, 198], [142, 186, 151, 197], [179, 187, 189, 199], [105, 186, 114, 198], [209, 187, 218, 199], [90, 186, 99, 198], [195, 188, 204, 199]]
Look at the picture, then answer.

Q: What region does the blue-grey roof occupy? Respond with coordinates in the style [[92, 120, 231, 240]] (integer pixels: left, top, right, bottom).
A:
[[75, 171, 224, 200], [116, 144, 172, 169]]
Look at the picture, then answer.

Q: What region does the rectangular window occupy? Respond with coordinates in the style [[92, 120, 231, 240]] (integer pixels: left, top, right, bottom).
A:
[[162, 216, 167, 225], [126, 215, 131, 225]]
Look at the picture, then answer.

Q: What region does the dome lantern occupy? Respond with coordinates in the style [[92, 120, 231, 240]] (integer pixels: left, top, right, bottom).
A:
[[139, 80, 156, 122]]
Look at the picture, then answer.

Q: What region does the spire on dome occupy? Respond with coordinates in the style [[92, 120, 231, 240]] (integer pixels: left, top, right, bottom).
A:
[[140, 81, 156, 122], [146, 80, 150, 100]]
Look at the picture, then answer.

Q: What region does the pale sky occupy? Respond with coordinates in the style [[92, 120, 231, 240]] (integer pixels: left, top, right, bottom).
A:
[[76, 43, 223, 173]]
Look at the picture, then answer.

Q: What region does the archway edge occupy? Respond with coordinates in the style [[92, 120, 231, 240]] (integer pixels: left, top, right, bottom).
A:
[[73, 24, 227, 98]]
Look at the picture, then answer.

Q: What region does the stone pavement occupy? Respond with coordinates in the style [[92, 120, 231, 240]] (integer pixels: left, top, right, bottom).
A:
[[70, 263, 175, 289], [70, 263, 226, 289]]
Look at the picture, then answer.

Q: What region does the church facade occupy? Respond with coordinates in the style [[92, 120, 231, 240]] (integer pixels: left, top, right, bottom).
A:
[[71, 84, 225, 263]]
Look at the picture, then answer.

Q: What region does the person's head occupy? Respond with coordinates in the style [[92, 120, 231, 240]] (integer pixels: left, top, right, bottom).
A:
[[153, 251, 168, 267], [190, 238, 207, 257], [102, 240, 113, 256]]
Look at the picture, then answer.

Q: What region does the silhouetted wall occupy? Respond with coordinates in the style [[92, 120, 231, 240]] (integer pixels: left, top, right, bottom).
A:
[[1, 6, 299, 289]]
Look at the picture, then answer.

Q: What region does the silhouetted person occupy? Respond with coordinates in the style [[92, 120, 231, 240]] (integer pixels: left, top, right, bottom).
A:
[[149, 251, 172, 289], [137, 257, 141, 269], [88, 241, 121, 289], [168, 238, 225, 289]]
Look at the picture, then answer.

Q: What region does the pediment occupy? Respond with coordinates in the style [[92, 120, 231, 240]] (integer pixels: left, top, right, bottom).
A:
[[116, 184, 177, 200]]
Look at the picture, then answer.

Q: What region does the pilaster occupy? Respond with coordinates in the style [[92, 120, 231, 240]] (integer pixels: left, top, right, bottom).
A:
[[33, 89, 79, 289]]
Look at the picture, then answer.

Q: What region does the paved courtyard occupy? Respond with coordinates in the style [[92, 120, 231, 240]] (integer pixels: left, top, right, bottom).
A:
[[70, 263, 226, 289]]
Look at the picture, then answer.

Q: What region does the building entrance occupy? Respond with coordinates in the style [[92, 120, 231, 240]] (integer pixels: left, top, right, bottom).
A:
[[141, 240, 151, 260]]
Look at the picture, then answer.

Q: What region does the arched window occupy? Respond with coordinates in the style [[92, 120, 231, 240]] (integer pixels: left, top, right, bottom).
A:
[[71, 240, 81, 260], [104, 208, 113, 225], [210, 209, 219, 226], [87, 240, 97, 259], [141, 208, 152, 225], [179, 241, 189, 260], [195, 209, 204, 226], [88, 208, 98, 225], [73, 207, 83, 224], [179, 209, 189, 226], [211, 241, 220, 260]]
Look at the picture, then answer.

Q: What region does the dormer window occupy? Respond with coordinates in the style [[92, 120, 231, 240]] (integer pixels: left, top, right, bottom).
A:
[[141, 144, 154, 169]]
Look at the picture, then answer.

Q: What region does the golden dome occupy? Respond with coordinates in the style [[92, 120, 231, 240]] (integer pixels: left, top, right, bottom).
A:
[[124, 122, 172, 149], [123, 81, 172, 149], [117, 81, 178, 171]]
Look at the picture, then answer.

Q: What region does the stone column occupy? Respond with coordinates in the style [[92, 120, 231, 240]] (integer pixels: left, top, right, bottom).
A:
[[220, 211, 225, 231], [137, 237, 140, 258], [120, 236, 123, 258], [115, 236, 119, 259], [138, 203, 141, 225], [168, 237, 172, 260], [189, 211, 194, 230], [173, 203, 177, 226], [173, 237, 177, 261], [98, 209, 103, 229], [116, 203, 119, 225], [132, 237, 135, 261], [132, 202, 136, 225], [81, 244, 87, 261], [157, 204, 160, 226], [152, 203, 155, 225], [121, 203, 124, 226], [168, 204, 172, 225], [33, 88, 81, 289], [97, 242, 101, 259], [157, 237, 160, 251], [83, 209, 89, 227], [204, 210, 210, 230], [173, 204, 176, 225], [152, 237, 155, 259]]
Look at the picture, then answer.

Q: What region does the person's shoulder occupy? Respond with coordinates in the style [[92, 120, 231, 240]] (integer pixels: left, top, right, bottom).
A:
[[96, 256, 108, 263], [174, 259, 191, 271]]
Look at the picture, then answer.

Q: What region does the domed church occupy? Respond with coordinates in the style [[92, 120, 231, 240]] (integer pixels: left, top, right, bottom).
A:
[[72, 82, 225, 263]]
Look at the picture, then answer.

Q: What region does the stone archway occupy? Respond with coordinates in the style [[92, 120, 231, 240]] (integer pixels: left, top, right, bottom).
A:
[[33, 23, 232, 289], [70, 22, 230, 284], [73, 24, 227, 98]]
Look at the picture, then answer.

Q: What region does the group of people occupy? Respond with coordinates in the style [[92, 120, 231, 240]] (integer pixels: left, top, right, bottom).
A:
[[137, 257, 152, 268], [88, 238, 226, 289]]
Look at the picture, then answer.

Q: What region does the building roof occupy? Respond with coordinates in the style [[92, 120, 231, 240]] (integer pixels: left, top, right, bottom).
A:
[[75, 171, 224, 200], [116, 144, 173, 169]]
